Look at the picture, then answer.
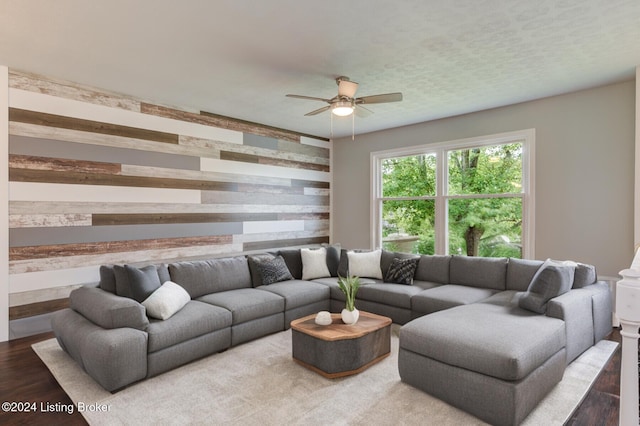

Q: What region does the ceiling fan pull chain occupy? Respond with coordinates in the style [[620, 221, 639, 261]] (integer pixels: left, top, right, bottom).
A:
[[330, 112, 334, 140], [352, 113, 355, 141]]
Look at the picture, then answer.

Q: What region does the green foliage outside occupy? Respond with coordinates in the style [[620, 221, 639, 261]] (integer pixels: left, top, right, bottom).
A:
[[381, 143, 523, 258]]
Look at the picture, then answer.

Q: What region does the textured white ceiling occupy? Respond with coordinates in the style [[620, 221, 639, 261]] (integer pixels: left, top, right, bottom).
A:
[[1, 0, 639, 139]]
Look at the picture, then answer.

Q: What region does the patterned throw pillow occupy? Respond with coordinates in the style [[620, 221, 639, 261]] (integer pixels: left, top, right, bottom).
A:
[[384, 257, 419, 285], [255, 255, 294, 285]]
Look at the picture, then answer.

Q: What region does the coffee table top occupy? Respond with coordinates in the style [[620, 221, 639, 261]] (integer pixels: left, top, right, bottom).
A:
[[290, 311, 392, 342]]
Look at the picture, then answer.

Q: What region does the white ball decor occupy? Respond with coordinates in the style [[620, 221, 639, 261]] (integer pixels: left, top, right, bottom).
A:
[[314, 311, 332, 326]]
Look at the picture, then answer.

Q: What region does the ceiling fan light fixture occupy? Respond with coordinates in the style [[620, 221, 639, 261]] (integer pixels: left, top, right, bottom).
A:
[[331, 100, 354, 116]]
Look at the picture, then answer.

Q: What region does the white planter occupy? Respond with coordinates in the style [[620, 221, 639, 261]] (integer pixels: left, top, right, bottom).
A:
[[341, 308, 359, 325]]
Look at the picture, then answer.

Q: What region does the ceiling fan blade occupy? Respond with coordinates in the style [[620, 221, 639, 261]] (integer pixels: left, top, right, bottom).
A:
[[355, 104, 374, 118], [338, 79, 359, 98], [356, 92, 403, 104], [304, 105, 331, 116], [286, 94, 331, 103]]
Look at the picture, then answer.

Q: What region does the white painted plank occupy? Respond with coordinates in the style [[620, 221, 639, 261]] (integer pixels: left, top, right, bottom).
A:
[[233, 230, 328, 244], [9, 182, 202, 204], [121, 164, 292, 187], [9, 266, 99, 293], [200, 157, 331, 183], [242, 220, 305, 234], [9, 284, 85, 306], [9, 88, 244, 144], [300, 136, 331, 149]]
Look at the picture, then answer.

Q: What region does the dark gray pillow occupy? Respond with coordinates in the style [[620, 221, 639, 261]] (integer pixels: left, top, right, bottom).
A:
[[99, 265, 117, 294], [573, 263, 597, 288], [323, 243, 341, 277], [278, 249, 303, 279], [125, 265, 162, 303], [114, 265, 133, 299], [385, 257, 419, 285], [255, 255, 294, 285], [247, 253, 275, 287], [519, 260, 575, 314]]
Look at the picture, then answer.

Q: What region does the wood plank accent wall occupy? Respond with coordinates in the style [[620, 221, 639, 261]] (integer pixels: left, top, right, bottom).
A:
[[7, 70, 331, 323]]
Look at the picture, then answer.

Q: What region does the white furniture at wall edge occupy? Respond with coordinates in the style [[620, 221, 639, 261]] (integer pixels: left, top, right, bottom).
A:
[[616, 268, 640, 426]]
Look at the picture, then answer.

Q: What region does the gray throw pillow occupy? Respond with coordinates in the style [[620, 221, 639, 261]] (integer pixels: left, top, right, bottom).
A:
[[572, 263, 597, 288], [385, 257, 419, 285], [247, 253, 276, 287], [125, 265, 162, 303], [99, 265, 117, 294], [255, 255, 294, 285], [519, 259, 575, 314]]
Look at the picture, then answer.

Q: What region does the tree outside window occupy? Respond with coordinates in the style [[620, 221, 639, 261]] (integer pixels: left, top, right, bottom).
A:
[[377, 136, 530, 258]]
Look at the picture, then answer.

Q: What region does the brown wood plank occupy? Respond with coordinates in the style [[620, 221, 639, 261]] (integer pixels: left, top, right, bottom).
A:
[[9, 168, 238, 191], [9, 298, 69, 320], [9, 235, 233, 260], [92, 212, 278, 226], [244, 236, 329, 251], [220, 150, 330, 172], [0, 332, 87, 426], [9, 108, 178, 144], [291, 179, 331, 189], [277, 213, 330, 220], [9, 154, 122, 174]]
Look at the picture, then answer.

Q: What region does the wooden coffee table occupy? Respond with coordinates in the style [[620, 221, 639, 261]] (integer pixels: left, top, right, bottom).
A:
[[290, 311, 392, 379]]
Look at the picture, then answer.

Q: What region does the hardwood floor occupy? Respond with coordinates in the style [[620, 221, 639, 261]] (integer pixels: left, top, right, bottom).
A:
[[0, 328, 623, 425]]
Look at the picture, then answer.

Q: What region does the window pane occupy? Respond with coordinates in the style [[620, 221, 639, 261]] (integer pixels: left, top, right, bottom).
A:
[[382, 200, 435, 254], [448, 198, 522, 258], [382, 154, 436, 197], [448, 143, 522, 195]]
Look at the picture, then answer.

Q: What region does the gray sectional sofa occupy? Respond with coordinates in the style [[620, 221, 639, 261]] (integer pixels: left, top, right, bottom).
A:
[[51, 248, 612, 425]]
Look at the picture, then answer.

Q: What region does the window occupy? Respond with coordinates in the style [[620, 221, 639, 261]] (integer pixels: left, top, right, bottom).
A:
[[371, 130, 534, 258]]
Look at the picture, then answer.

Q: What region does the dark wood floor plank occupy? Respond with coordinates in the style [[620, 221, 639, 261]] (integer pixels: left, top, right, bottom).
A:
[[0, 332, 87, 425]]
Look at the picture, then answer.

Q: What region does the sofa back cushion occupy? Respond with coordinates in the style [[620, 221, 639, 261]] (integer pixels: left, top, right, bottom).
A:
[[449, 256, 508, 290], [506, 258, 544, 291], [169, 256, 251, 298], [414, 255, 451, 284]]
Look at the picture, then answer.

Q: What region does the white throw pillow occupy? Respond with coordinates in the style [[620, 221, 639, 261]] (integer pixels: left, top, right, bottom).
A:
[[347, 250, 383, 279], [301, 248, 331, 280], [142, 281, 191, 320]]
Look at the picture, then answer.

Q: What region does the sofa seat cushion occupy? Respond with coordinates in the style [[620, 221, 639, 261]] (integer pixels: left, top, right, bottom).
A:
[[257, 280, 330, 310], [411, 285, 499, 314], [146, 300, 232, 353], [400, 303, 566, 381], [197, 288, 284, 325], [311, 277, 379, 301], [356, 283, 425, 309], [411, 280, 442, 291]]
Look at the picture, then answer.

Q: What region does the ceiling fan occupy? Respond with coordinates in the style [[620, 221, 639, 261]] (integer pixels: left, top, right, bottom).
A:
[[286, 76, 402, 118]]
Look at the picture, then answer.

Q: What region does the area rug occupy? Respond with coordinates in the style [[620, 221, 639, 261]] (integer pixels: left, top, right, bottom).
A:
[[33, 325, 618, 425]]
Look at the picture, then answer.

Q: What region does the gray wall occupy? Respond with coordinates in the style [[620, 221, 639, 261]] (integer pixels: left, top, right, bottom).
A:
[[332, 80, 635, 277]]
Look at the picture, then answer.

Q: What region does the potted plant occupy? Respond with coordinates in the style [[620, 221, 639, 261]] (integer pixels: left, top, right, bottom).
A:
[[337, 275, 361, 324]]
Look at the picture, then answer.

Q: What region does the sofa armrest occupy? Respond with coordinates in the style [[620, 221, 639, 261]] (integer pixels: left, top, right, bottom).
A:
[[546, 288, 596, 364], [70, 285, 149, 331]]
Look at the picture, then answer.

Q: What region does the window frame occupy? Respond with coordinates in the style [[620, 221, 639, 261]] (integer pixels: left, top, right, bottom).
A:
[[370, 129, 535, 258]]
